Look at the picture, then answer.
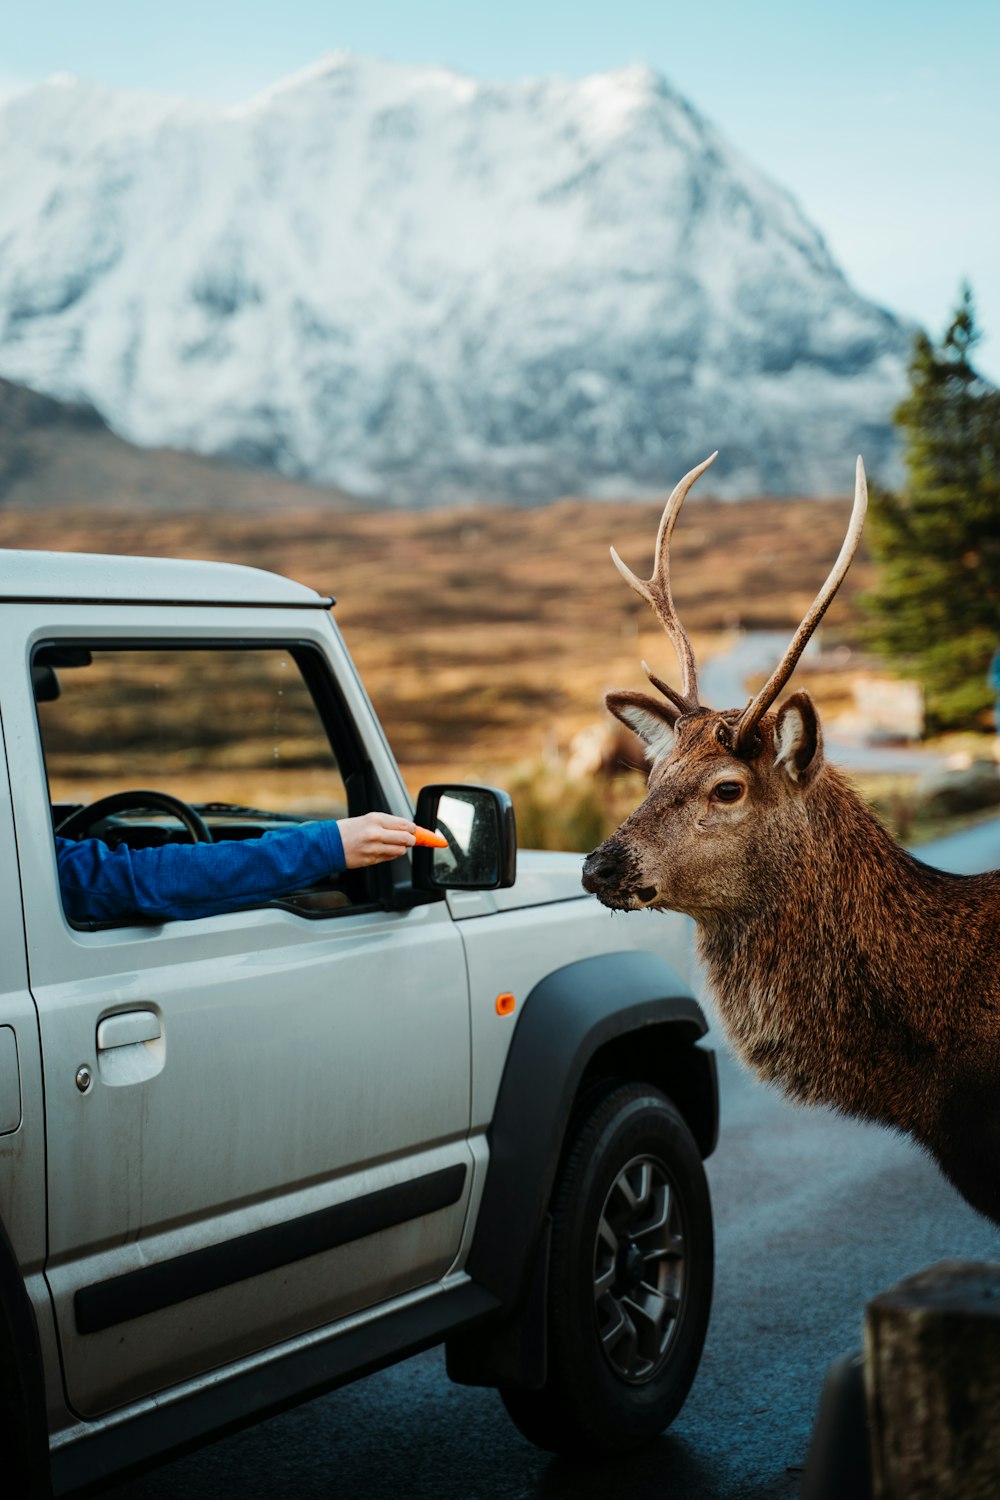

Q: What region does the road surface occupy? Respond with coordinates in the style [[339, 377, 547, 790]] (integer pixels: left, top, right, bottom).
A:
[[698, 631, 949, 774], [108, 820, 1000, 1500]]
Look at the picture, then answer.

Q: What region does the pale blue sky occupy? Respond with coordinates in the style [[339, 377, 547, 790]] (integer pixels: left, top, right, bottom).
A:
[[3, 1, 999, 377]]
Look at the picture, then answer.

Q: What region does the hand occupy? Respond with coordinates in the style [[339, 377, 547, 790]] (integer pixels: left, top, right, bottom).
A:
[[337, 812, 418, 869]]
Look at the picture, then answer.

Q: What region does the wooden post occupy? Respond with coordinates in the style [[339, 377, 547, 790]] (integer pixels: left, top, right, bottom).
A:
[[865, 1260, 1000, 1498]]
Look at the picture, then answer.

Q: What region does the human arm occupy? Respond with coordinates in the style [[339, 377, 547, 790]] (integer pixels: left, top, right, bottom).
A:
[[56, 813, 419, 923]]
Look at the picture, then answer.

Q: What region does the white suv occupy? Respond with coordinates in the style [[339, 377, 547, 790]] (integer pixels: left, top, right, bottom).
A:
[[0, 548, 717, 1496]]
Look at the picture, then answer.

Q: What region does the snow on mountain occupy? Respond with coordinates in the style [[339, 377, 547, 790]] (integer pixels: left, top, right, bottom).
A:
[[0, 55, 912, 501]]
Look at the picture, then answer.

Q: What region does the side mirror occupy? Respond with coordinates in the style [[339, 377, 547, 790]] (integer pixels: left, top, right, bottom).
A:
[[412, 785, 516, 892], [31, 664, 61, 702]]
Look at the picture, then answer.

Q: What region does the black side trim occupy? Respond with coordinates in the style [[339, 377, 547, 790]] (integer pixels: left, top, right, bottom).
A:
[[52, 1280, 500, 1499], [75, 1163, 467, 1335], [464, 951, 714, 1309]]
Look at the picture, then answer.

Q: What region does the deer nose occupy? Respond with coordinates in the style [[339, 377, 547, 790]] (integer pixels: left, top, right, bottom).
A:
[[582, 841, 628, 894]]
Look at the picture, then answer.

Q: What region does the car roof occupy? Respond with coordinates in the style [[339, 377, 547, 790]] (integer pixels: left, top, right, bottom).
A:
[[0, 549, 331, 607]]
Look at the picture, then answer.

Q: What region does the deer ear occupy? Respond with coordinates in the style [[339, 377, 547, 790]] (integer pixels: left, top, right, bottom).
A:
[[605, 690, 679, 763], [774, 691, 823, 784]]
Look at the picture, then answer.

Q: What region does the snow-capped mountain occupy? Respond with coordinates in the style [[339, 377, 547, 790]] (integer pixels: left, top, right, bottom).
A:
[[0, 55, 911, 502]]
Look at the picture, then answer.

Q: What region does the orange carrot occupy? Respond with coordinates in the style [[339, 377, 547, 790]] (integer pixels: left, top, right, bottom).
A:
[[412, 826, 449, 849]]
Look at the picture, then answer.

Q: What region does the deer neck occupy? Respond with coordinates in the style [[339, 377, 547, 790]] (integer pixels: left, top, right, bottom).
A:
[[694, 765, 955, 1132]]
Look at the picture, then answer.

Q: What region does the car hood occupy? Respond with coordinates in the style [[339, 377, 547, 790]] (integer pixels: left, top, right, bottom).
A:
[[490, 848, 589, 913]]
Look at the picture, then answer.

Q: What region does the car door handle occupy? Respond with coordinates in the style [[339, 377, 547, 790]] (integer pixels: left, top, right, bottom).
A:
[[97, 1011, 161, 1051]]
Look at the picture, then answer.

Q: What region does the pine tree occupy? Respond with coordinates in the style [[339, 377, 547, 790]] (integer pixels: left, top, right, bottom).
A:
[[864, 287, 1000, 731]]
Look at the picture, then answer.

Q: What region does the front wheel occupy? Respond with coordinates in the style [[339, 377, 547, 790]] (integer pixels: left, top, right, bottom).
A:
[[501, 1081, 713, 1455]]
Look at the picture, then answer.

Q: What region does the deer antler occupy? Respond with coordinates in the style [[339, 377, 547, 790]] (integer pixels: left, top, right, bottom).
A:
[[732, 456, 868, 754], [610, 452, 718, 713]]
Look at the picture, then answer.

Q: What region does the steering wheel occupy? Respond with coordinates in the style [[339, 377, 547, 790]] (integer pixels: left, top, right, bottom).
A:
[[56, 789, 214, 844]]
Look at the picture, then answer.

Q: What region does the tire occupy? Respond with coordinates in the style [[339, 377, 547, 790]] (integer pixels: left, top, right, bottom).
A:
[[500, 1081, 713, 1455]]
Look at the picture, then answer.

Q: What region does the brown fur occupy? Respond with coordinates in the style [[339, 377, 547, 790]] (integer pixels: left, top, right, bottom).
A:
[[583, 693, 1000, 1225]]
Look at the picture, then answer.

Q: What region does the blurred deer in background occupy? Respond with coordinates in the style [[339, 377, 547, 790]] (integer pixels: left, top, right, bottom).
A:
[[583, 454, 1000, 1225], [566, 721, 647, 781]]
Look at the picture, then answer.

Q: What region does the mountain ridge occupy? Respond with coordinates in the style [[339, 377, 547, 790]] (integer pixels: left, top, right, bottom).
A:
[[0, 375, 357, 511], [0, 54, 912, 502]]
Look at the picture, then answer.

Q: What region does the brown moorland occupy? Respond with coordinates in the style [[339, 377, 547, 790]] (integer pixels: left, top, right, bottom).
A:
[[0, 496, 871, 794]]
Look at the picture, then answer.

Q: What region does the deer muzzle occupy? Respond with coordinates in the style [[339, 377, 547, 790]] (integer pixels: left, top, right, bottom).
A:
[[582, 839, 656, 909]]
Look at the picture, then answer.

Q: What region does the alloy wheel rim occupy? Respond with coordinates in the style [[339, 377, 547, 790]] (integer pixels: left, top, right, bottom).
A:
[[592, 1153, 685, 1383]]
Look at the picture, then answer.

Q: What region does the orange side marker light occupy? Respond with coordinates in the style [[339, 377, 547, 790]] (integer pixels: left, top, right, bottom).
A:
[[496, 992, 516, 1017]]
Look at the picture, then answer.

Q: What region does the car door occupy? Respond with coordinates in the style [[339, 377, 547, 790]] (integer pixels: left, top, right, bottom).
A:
[[3, 603, 473, 1417]]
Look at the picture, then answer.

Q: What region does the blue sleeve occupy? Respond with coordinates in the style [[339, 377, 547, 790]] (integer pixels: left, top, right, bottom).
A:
[[56, 822, 347, 924]]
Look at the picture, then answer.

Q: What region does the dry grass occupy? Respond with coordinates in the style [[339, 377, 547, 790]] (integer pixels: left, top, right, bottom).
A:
[[1, 496, 872, 799], [8, 500, 997, 851]]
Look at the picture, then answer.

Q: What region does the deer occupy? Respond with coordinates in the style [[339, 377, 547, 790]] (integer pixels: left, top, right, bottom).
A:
[[582, 453, 1000, 1226]]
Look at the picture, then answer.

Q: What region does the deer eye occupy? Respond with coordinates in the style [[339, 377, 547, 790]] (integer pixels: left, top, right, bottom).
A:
[[711, 780, 745, 804]]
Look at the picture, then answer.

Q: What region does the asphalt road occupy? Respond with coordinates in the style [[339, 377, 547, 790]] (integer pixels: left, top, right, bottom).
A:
[[108, 818, 1000, 1500], [698, 631, 950, 774]]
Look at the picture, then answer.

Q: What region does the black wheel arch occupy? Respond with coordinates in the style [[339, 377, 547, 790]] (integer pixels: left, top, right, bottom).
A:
[[448, 950, 716, 1390]]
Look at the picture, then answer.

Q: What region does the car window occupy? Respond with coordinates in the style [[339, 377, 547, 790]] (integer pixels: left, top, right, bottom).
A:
[[33, 643, 362, 922], [36, 645, 350, 819]]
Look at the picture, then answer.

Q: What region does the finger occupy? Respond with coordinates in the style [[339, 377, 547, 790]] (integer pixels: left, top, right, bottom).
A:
[[364, 836, 415, 858], [371, 829, 416, 847], [366, 841, 413, 864]]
